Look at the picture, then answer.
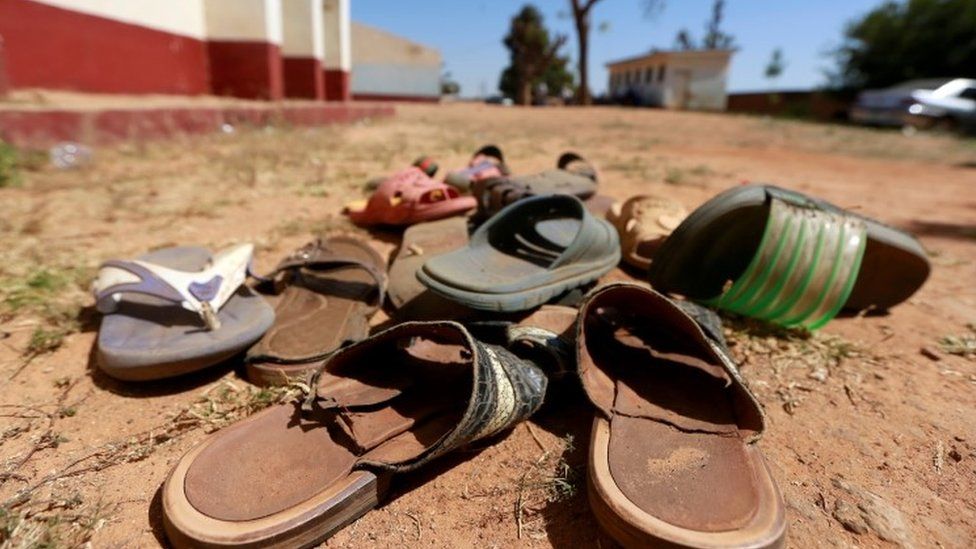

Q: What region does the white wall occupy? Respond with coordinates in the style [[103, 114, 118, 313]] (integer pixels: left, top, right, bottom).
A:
[[281, 0, 323, 58], [34, 0, 207, 39], [204, 0, 282, 43], [322, 0, 350, 70], [664, 58, 729, 110]]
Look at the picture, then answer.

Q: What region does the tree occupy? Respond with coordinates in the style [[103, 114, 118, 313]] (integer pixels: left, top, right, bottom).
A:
[[702, 0, 735, 50], [764, 48, 786, 87], [831, 0, 976, 89], [568, 0, 601, 105], [569, 0, 664, 105], [673, 29, 696, 50], [673, 0, 734, 51], [500, 5, 570, 105], [440, 71, 460, 96]]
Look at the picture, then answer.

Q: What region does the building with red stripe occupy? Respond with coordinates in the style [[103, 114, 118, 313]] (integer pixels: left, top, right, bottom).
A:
[[0, 0, 441, 103]]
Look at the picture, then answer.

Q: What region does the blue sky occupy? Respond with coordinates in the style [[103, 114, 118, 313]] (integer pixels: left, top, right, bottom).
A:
[[352, 0, 885, 97]]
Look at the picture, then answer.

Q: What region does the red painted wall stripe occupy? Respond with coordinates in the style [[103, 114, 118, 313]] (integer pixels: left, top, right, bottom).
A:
[[208, 41, 284, 100], [283, 57, 324, 100], [324, 69, 351, 102], [0, 0, 209, 95]]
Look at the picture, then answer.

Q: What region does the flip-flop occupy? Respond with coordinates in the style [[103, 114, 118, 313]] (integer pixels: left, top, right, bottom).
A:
[[163, 321, 547, 548], [444, 144, 509, 192], [417, 194, 620, 312], [649, 184, 930, 330], [245, 236, 386, 386], [345, 167, 476, 227], [471, 152, 598, 222], [577, 283, 786, 548], [607, 195, 687, 271], [387, 216, 477, 321], [92, 244, 274, 381]]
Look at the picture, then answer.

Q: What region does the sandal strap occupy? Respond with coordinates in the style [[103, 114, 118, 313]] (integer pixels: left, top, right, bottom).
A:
[[92, 243, 253, 331], [705, 197, 867, 330], [308, 322, 546, 472], [264, 237, 387, 308], [556, 151, 597, 182]]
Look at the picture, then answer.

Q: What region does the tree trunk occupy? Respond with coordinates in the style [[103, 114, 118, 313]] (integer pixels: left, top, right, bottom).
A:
[[518, 80, 532, 106], [575, 16, 591, 104]]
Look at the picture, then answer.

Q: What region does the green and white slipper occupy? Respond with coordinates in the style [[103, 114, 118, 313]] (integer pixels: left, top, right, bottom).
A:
[[648, 184, 930, 330]]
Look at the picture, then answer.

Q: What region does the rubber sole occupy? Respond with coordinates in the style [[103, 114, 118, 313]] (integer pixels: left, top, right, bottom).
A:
[[163, 434, 389, 548], [416, 249, 620, 312], [587, 416, 787, 549], [245, 362, 315, 388], [98, 347, 244, 382]]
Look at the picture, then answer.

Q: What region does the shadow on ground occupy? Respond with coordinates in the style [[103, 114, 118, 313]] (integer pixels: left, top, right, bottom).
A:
[[904, 220, 976, 241]]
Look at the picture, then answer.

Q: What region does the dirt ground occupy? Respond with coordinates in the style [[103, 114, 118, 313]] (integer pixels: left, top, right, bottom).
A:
[[1, 103, 975, 548]]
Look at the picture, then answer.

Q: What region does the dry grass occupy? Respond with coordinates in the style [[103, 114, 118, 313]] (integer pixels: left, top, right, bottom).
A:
[[514, 433, 578, 541], [939, 324, 976, 359], [0, 378, 303, 547], [724, 316, 868, 415]]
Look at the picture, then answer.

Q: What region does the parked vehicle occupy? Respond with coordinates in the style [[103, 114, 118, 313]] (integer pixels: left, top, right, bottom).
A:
[[906, 78, 976, 132], [485, 95, 514, 106], [849, 78, 951, 127]]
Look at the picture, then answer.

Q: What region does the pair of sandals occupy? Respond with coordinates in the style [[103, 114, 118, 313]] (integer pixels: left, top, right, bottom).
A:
[[162, 282, 787, 548], [93, 237, 387, 383], [344, 145, 603, 227], [344, 145, 510, 227]]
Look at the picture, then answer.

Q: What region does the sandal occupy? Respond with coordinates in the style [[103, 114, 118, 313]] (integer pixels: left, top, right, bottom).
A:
[[648, 184, 930, 329], [444, 144, 509, 192], [245, 236, 386, 386], [345, 166, 475, 227], [577, 283, 786, 548], [163, 321, 547, 548], [92, 244, 274, 381], [471, 152, 598, 222], [417, 195, 620, 312], [607, 195, 687, 271], [387, 216, 476, 321]]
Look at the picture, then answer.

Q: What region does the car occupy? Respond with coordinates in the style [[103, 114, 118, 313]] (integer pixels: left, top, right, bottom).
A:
[[906, 78, 976, 132], [484, 95, 514, 106], [849, 78, 951, 127]]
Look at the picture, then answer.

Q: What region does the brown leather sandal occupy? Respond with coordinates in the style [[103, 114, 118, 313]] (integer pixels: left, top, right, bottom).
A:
[[163, 321, 547, 548], [245, 236, 386, 386], [577, 283, 786, 548]]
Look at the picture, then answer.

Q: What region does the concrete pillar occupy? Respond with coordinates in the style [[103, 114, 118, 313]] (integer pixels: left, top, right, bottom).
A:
[[322, 0, 351, 101], [280, 0, 324, 99], [204, 0, 284, 100]]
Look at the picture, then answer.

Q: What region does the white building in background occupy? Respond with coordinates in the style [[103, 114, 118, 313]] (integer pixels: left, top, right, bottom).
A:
[[350, 22, 442, 102], [606, 49, 734, 111]]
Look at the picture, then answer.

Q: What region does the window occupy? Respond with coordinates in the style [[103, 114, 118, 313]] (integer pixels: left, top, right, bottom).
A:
[[960, 87, 976, 100], [645, 67, 653, 83], [657, 65, 666, 82]]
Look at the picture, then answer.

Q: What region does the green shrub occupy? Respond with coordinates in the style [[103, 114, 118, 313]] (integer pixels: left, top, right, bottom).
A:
[[0, 140, 20, 188]]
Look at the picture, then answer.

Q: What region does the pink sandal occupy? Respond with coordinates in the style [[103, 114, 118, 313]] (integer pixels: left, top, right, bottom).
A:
[[345, 167, 476, 226], [444, 145, 509, 192]]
